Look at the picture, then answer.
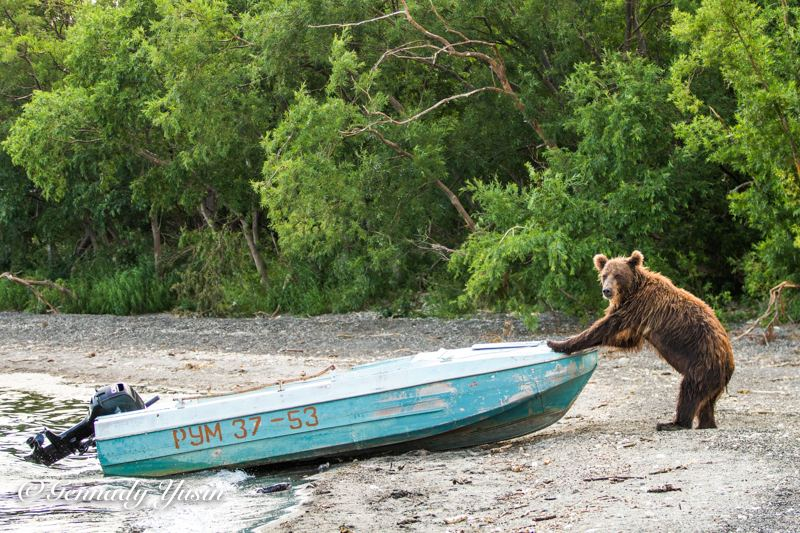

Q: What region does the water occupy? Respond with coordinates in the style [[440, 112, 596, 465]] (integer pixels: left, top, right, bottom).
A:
[[0, 374, 309, 532]]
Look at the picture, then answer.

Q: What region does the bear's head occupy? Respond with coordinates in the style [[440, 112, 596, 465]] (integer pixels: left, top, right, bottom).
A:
[[593, 250, 644, 303]]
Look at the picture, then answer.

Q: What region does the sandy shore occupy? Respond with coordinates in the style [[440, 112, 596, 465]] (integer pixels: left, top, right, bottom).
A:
[[0, 311, 798, 532]]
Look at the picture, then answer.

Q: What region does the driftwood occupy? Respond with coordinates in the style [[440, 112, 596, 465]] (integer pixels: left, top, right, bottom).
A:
[[0, 272, 75, 313], [734, 281, 799, 342], [647, 483, 682, 493]]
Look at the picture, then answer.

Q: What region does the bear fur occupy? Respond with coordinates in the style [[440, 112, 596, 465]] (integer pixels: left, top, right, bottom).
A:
[[547, 250, 735, 430]]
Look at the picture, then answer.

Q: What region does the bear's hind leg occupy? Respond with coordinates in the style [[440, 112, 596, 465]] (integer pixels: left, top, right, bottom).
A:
[[656, 376, 701, 431], [696, 362, 730, 429], [697, 385, 724, 429], [696, 399, 717, 429]]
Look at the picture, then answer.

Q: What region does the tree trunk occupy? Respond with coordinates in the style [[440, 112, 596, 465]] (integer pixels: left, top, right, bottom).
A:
[[241, 216, 268, 286], [87, 226, 98, 253], [434, 179, 476, 232], [150, 212, 162, 278], [252, 207, 259, 247], [624, 0, 647, 55], [624, 0, 634, 52], [199, 188, 219, 230], [199, 202, 217, 231]]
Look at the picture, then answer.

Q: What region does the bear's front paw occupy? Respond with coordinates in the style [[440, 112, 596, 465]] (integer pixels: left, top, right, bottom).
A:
[[547, 340, 572, 354]]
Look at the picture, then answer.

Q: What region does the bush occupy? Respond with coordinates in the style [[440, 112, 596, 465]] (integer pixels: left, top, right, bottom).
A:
[[63, 262, 174, 315], [172, 226, 364, 316], [0, 279, 34, 311], [0, 258, 174, 315]]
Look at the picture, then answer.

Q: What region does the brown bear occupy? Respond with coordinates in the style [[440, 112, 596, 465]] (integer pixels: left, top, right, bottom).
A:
[[547, 250, 735, 430]]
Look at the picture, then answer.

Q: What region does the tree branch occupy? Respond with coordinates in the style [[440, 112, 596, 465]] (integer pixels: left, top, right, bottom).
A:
[[358, 127, 476, 232], [630, 1, 672, 37], [398, 0, 555, 147], [309, 10, 406, 29], [434, 179, 476, 232], [136, 147, 170, 166], [345, 86, 503, 134]]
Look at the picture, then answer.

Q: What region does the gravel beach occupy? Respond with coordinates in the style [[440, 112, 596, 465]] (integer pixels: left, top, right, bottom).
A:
[[0, 311, 798, 532]]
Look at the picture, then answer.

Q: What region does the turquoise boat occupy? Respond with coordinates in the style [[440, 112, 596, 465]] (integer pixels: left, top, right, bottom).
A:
[[88, 342, 596, 477]]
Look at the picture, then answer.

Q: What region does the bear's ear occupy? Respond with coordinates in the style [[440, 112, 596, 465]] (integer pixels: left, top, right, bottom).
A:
[[628, 250, 644, 268], [593, 254, 608, 271]]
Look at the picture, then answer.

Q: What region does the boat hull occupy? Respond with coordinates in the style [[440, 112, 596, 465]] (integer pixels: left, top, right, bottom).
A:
[[365, 350, 596, 454], [95, 346, 597, 477], [415, 350, 596, 450]]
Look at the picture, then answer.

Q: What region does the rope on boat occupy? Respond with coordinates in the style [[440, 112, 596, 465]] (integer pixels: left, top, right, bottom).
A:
[[179, 364, 337, 400]]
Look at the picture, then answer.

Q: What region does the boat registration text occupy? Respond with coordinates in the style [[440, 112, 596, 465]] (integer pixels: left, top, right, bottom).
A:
[[171, 406, 319, 449]]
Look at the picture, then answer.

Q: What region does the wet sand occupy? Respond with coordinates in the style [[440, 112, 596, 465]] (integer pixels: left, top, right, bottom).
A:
[[0, 311, 797, 532]]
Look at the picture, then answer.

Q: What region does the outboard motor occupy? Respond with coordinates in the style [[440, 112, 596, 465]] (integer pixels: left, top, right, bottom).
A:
[[26, 383, 158, 466]]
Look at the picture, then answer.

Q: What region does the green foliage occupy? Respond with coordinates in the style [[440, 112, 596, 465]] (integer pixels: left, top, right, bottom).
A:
[[256, 80, 441, 312], [671, 0, 800, 293], [171, 225, 414, 316], [172, 227, 282, 316], [63, 260, 174, 315], [4, 87, 94, 200], [520, 311, 541, 333], [0, 0, 795, 320], [0, 278, 32, 311], [451, 55, 750, 317]]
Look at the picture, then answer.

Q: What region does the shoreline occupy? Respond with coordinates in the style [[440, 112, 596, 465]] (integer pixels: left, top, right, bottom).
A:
[[1, 311, 798, 531]]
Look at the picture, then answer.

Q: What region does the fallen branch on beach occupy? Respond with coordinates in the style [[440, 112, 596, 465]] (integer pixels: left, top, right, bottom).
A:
[[0, 272, 75, 313], [583, 475, 644, 483], [647, 483, 682, 493], [734, 281, 799, 342]]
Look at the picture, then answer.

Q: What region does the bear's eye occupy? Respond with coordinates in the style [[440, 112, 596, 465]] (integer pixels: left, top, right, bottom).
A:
[[602, 274, 608, 281]]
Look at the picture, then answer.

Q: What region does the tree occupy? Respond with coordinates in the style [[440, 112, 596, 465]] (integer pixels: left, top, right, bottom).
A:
[[451, 55, 751, 316], [671, 0, 800, 293], [0, 0, 77, 275]]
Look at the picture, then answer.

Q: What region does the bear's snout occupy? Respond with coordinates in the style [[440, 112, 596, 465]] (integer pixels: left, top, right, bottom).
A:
[[602, 287, 612, 299]]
